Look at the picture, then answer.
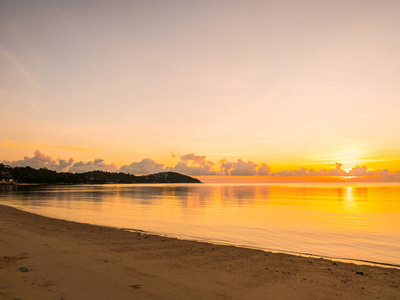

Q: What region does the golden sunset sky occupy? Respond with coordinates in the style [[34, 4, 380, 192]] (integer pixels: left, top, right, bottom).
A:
[[1, 0, 400, 176]]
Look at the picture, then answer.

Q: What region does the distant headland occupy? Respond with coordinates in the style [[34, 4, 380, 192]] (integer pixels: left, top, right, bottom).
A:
[[0, 164, 202, 184]]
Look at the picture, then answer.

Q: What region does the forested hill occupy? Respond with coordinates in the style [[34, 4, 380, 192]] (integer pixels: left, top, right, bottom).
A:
[[0, 164, 202, 184]]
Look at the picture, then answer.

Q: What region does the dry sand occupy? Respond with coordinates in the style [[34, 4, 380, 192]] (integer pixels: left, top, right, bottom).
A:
[[0, 204, 399, 300]]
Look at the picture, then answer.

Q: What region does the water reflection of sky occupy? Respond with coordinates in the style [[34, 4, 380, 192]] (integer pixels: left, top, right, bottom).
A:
[[1, 183, 399, 265]]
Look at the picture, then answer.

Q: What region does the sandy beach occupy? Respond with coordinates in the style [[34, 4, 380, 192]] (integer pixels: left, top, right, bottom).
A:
[[0, 204, 399, 300]]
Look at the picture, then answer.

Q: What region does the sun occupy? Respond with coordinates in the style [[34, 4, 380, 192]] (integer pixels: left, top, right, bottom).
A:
[[314, 148, 365, 172], [336, 150, 364, 172], [342, 167, 352, 173]]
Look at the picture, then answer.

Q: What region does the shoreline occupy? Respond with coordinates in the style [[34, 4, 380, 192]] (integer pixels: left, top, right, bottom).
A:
[[1, 204, 399, 299], [4, 203, 399, 269], [125, 230, 400, 270]]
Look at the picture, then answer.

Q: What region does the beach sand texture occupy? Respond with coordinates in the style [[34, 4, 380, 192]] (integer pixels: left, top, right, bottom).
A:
[[0, 204, 399, 300]]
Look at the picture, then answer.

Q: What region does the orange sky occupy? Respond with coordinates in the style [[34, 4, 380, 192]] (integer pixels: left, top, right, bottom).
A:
[[1, 1, 400, 176]]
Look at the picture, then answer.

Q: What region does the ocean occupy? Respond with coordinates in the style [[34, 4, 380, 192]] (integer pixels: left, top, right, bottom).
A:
[[1, 182, 399, 266]]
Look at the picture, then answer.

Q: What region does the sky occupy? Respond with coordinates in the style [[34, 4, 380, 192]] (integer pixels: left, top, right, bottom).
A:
[[1, 0, 400, 178]]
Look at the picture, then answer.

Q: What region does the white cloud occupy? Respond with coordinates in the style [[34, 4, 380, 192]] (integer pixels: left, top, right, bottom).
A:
[[220, 159, 234, 175], [377, 169, 397, 179], [230, 159, 258, 176], [275, 168, 311, 176], [329, 163, 347, 176], [348, 165, 368, 176], [2, 150, 74, 172], [119, 158, 166, 175], [172, 153, 216, 175], [69, 159, 118, 173], [256, 163, 271, 175], [276, 163, 347, 176], [308, 169, 328, 176], [220, 159, 270, 176]]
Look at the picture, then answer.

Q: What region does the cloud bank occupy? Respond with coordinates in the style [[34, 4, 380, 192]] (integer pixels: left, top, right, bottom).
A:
[[274, 162, 347, 176], [2, 150, 400, 180], [2, 150, 74, 172], [1, 150, 118, 173]]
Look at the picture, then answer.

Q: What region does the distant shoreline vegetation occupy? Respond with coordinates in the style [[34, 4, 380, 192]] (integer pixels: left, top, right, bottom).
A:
[[0, 164, 202, 184]]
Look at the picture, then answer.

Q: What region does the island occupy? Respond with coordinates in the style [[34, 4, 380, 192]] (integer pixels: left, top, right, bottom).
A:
[[0, 164, 202, 184]]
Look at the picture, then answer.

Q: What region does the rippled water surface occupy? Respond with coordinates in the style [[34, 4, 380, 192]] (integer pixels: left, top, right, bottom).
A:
[[1, 182, 399, 266]]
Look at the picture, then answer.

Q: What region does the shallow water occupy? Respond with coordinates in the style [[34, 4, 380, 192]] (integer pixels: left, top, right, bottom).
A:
[[1, 182, 399, 266]]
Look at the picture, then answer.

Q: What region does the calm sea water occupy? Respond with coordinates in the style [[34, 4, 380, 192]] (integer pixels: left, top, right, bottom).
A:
[[1, 182, 399, 266]]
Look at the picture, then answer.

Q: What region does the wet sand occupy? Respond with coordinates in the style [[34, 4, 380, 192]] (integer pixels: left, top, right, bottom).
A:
[[0, 204, 399, 299]]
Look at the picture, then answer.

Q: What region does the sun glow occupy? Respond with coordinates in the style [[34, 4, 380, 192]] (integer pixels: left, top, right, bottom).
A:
[[313, 148, 366, 172]]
